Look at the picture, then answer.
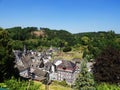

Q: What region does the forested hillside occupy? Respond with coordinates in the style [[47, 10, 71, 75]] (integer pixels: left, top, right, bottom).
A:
[[4, 27, 120, 58]]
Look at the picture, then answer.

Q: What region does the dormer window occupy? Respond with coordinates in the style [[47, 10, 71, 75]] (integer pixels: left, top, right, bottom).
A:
[[63, 66, 66, 70]]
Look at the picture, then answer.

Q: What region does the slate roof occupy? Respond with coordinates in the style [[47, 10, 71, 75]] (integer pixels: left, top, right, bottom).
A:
[[33, 69, 47, 77], [21, 56, 32, 68], [16, 65, 29, 72], [44, 62, 54, 72], [44, 62, 52, 68], [57, 60, 76, 71], [34, 76, 46, 81]]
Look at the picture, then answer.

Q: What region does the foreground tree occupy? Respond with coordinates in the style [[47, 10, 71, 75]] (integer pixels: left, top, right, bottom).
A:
[[93, 46, 120, 83], [74, 59, 96, 90], [0, 29, 19, 82]]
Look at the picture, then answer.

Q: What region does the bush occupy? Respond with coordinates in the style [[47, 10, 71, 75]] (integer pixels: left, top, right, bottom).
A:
[[58, 80, 69, 87], [2, 77, 41, 90], [52, 80, 69, 87], [96, 83, 120, 90], [63, 46, 72, 52]]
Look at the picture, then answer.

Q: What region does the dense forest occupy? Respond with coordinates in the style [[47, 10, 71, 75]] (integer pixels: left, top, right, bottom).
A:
[[0, 26, 120, 89]]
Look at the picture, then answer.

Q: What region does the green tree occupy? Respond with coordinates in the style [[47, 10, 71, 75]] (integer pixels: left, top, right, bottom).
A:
[[93, 46, 120, 84], [0, 29, 19, 82], [81, 36, 90, 45], [10, 40, 23, 50], [74, 59, 96, 90], [63, 46, 72, 52]]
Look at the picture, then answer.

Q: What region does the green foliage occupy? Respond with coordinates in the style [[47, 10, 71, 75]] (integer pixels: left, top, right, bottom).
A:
[[0, 29, 19, 82], [74, 59, 96, 90], [75, 31, 119, 58], [6, 27, 76, 48], [0, 83, 7, 88], [53, 80, 69, 87], [9, 40, 23, 50], [59, 80, 69, 87], [81, 36, 90, 45], [4, 26, 120, 58], [7, 27, 37, 40], [96, 83, 120, 90], [0, 77, 41, 90], [63, 46, 72, 52]]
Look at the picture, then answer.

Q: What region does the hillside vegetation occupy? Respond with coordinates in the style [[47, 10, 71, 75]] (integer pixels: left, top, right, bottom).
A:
[[5, 27, 120, 59]]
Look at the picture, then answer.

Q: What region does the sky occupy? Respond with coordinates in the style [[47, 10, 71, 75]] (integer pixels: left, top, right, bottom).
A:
[[0, 0, 120, 34]]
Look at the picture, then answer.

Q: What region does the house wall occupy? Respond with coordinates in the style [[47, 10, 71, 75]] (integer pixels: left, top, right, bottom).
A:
[[49, 73, 57, 80], [57, 70, 76, 84], [20, 70, 29, 78]]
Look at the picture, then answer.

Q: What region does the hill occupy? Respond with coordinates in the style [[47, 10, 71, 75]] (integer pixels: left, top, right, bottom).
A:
[[3, 26, 120, 59]]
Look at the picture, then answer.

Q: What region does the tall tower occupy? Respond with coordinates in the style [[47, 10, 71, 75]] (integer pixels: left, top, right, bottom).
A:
[[23, 45, 27, 54]]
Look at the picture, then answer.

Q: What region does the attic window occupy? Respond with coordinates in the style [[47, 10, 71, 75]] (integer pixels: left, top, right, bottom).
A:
[[63, 66, 66, 70]]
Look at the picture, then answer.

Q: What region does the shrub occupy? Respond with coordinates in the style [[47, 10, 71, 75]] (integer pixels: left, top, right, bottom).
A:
[[63, 46, 72, 52], [2, 77, 41, 90], [52, 80, 69, 87], [96, 83, 120, 90]]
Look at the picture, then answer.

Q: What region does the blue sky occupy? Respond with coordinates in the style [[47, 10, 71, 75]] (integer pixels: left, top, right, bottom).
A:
[[0, 0, 120, 33]]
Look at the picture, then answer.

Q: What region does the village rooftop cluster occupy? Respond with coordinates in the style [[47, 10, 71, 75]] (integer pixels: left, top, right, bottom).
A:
[[13, 46, 93, 85]]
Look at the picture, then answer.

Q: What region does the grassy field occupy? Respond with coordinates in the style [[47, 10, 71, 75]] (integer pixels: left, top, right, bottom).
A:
[[52, 50, 83, 61], [49, 84, 71, 90], [34, 81, 72, 90]]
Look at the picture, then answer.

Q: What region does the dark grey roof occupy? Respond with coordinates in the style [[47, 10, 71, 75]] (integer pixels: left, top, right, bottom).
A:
[[57, 60, 76, 70], [44, 62, 52, 67], [21, 55, 32, 68], [44, 62, 52, 71], [39, 61, 44, 68], [16, 65, 29, 72], [34, 76, 46, 81], [33, 69, 47, 77]]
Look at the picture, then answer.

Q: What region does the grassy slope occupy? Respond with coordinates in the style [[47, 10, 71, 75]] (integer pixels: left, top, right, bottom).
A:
[[52, 48, 83, 61], [34, 81, 71, 90], [50, 84, 71, 90]]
